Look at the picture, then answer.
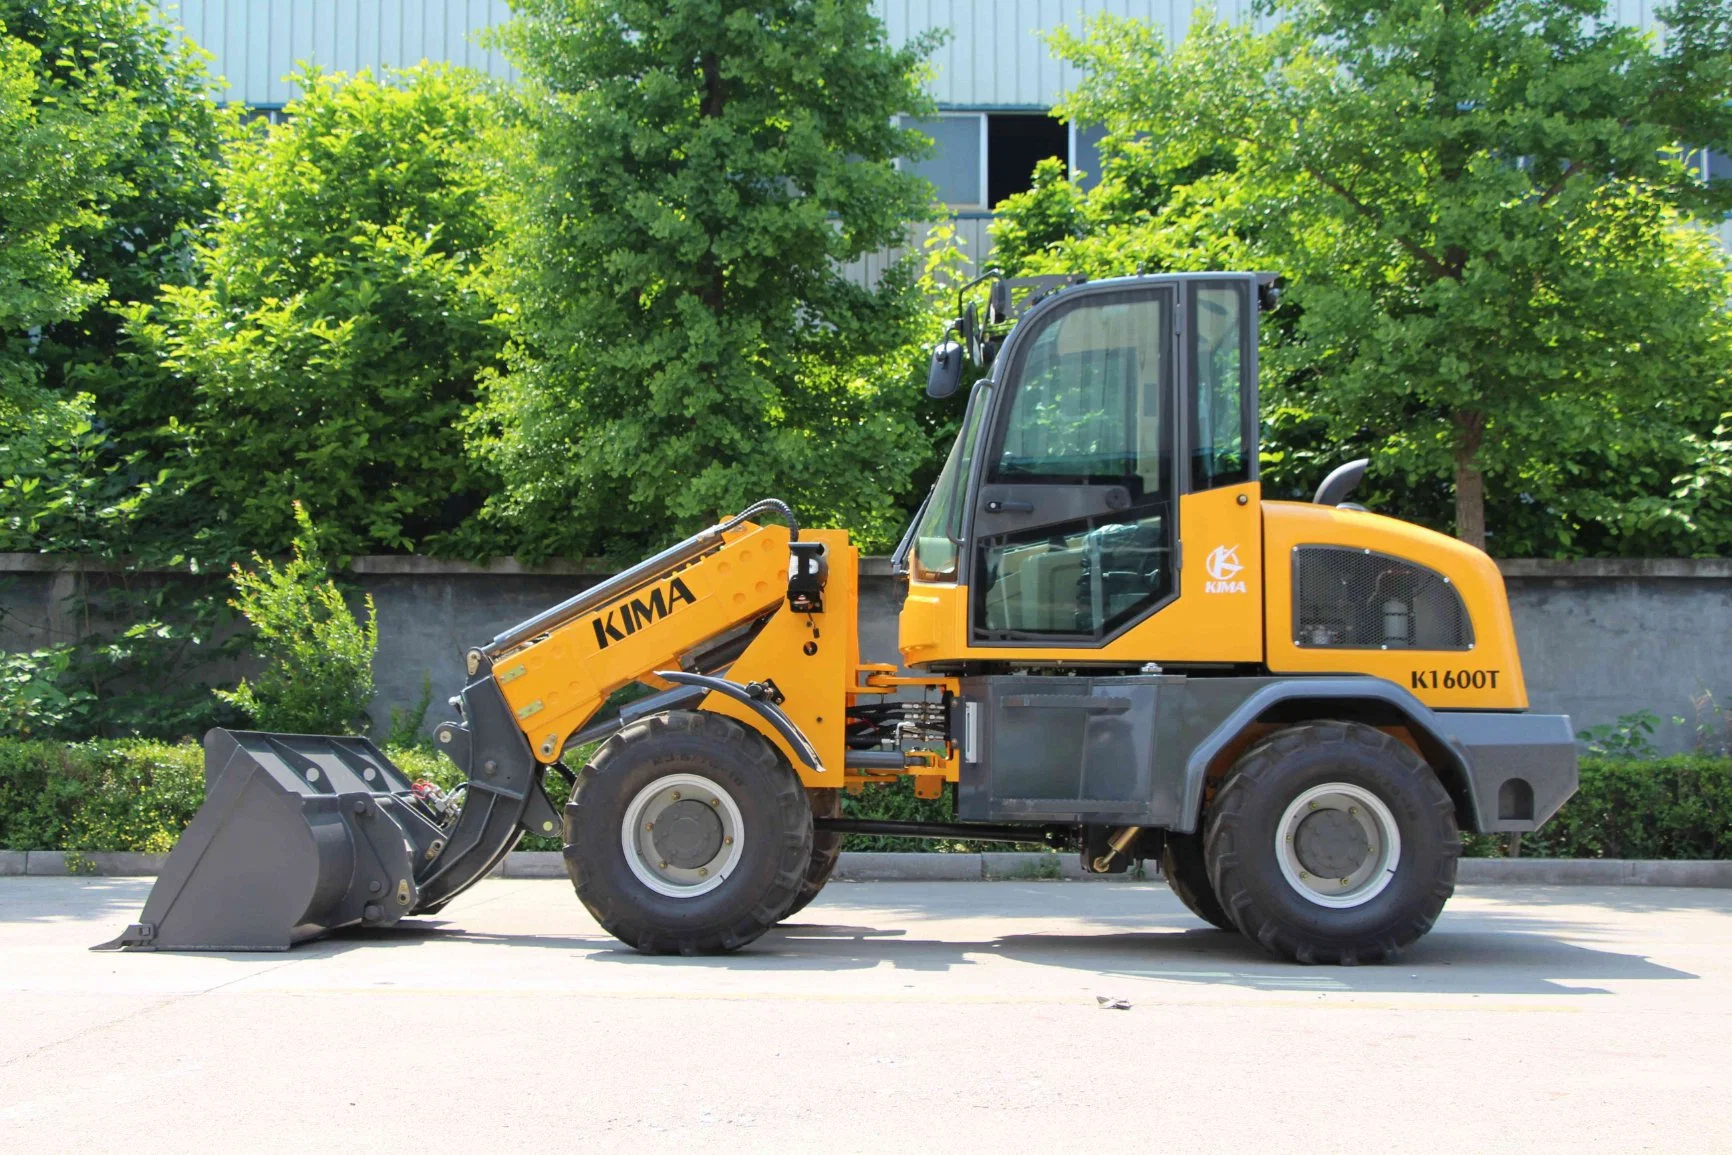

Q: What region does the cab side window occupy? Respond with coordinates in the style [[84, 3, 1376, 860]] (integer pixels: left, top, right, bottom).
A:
[[1190, 283, 1251, 490], [996, 297, 1166, 497]]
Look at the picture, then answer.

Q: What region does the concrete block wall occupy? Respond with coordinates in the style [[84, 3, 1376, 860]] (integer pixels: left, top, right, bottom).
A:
[[3, 554, 1728, 754], [1498, 560, 1732, 753]]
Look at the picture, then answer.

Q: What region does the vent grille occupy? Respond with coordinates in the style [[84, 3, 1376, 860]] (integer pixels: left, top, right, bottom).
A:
[[1292, 546, 1473, 650]]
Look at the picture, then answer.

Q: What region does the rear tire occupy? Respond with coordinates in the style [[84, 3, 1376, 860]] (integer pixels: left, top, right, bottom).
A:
[[780, 788, 842, 921], [563, 710, 811, 955], [1160, 829, 1235, 931], [1205, 721, 1459, 965]]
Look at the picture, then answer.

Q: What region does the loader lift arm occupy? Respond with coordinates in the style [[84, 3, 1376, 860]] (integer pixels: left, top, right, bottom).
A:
[[98, 501, 839, 952], [475, 498, 812, 766]]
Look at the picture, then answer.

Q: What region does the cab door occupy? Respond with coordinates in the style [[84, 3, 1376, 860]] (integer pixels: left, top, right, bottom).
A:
[[969, 285, 1178, 644]]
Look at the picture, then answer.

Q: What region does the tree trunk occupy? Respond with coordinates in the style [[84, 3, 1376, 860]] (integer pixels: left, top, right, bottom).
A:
[[1453, 409, 1486, 551]]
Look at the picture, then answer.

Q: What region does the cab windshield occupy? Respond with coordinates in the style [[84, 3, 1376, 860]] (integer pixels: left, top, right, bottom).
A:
[[910, 384, 991, 582]]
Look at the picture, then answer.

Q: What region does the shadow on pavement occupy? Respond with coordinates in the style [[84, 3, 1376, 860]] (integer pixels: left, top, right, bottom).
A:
[[282, 913, 1696, 997], [9, 876, 1707, 997]]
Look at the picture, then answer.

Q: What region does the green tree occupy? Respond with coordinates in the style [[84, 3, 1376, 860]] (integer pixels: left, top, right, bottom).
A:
[[0, 0, 228, 562], [0, 27, 127, 408], [217, 502, 378, 735], [988, 157, 1084, 273], [0, 17, 149, 556], [475, 0, 943, 558], [125, 66, 506, 558], [0, 0, 229, 403], [997, 2, 1732, 555]]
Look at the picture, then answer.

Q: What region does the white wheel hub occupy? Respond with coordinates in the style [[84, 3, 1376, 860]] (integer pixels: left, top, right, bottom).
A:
[[620, 773, 745, 898], [1275, 782, 1401, 909]]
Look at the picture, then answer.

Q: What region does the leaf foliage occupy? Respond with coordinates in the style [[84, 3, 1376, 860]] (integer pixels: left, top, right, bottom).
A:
[[993, 0, 1732, 555]]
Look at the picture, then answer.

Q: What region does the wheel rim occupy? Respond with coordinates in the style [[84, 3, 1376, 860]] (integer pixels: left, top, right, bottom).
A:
[[1275, 782, 1401, 909], [620, 773, 745, 898]]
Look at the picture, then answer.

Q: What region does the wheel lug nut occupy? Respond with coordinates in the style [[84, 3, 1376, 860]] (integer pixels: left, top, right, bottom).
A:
[[698, 867, 708, 877], [724, 836, 733, 845], [671, 791, 681, 800], [659, 860, 668, 869]]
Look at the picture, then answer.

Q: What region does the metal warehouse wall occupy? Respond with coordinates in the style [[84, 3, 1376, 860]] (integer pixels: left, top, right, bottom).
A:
[[159, 2, 1670, 110], [875, 0, 1256, 108], [155, 0, 519, 106]]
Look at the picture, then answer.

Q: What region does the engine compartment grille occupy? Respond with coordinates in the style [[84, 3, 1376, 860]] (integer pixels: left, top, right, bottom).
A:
[[1292, 546, 1473, 650]]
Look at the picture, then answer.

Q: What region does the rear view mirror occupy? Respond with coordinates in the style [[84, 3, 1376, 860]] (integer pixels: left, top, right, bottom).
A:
[[926, 339, 964, 399]]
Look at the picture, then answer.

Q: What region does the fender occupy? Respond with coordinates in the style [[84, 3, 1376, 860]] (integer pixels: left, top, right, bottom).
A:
[[1179, 676, 1483, 833], [655, 670, 825, 773]]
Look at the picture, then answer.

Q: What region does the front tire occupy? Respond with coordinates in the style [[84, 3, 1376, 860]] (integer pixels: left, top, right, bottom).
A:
[[1205, 721, 1459, 964], [563, 711, 812, 954]]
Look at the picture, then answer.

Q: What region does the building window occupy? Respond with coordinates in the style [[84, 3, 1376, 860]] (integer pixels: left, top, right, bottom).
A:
[[986, 113, 1069, 207], [901, 113, 987, 210], [237, 104, 289, 126], [901, 111, 1094, 212], [1691, 147, 1732, 184], [1070, 123, 1107, 191]]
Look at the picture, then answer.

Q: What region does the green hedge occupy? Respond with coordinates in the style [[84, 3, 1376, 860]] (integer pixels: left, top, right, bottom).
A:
[[0, 741, 204, 854], [1463, 755, 1732, 859], [2, 741, 1728, 859], [0, 740, 454, 854]]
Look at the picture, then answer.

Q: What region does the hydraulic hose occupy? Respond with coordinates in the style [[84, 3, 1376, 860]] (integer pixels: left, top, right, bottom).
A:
[[718, 498, 798, 541]]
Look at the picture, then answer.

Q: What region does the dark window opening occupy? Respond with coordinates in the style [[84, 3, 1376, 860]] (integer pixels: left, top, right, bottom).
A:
[[235, 103, 289, 126], [988, 114, 1069, 208]]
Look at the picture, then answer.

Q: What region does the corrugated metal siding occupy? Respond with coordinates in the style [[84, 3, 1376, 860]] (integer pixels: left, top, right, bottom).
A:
[[875, 0, 1666, 108], [840, 215, 995, 286], [156, 0, 517, 106], [157, 1, 1673, 109], [876, 0, 1261, 108]]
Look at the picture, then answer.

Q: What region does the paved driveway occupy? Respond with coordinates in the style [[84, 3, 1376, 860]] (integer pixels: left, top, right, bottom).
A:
[[3, 877, 1729, 1153]]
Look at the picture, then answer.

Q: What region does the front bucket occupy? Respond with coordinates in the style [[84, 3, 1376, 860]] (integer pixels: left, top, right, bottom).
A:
[[95, 729, 444, 951]]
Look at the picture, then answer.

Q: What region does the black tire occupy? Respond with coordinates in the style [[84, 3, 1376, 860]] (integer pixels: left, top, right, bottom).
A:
[[1160, 829, 1235, 931], [1205, 720, 1460, 965], [563, 710, 812, 955], [780, 787, 843, 921]]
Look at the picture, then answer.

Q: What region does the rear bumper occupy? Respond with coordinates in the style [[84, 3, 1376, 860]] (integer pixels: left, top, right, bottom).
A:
[[1432, 712, 1579, 833]]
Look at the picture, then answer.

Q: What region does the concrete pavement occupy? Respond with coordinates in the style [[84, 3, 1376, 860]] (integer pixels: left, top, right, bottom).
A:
[[3, 877, 1731, 1153]]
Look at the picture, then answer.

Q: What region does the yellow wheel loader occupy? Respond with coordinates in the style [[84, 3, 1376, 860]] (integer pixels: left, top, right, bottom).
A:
[[102, 273, 1577, 964]]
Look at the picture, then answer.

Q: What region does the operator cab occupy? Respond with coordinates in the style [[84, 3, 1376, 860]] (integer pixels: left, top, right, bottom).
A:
[[899, 272, 1277, 648]]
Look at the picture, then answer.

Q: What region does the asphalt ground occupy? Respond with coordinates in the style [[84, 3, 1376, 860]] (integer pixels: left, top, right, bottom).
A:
[[3, 877, 1730, 1153]]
